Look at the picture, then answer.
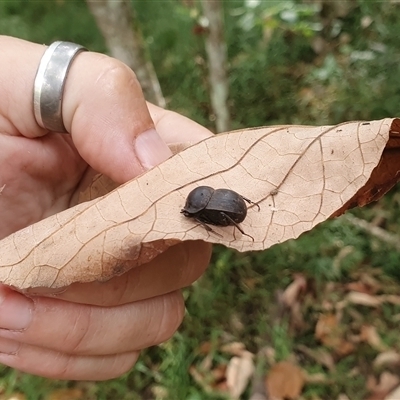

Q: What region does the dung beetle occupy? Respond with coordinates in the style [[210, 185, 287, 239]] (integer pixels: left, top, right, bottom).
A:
[[181, 186, 260, 240]]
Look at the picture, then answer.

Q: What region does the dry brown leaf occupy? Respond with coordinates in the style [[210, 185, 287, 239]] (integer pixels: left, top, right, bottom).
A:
[[315, 313, 340, 345], [265, 361, 305, 400], [335, 340, 355, 357], [200, 352, 213, 372], [0, 395, 26, 400], [366, 372, 400, 400], [303, 372, 329, 384], [281, 274, 307, 308], [0, 119, 399, 288], [346, 291, 382, 307], [221, 341, 247, 356], [296, 344, 335, 371], [151, 385, 169, 400], [374, 351, 400, 368], [379, 295, 400, 305], [189, 354, 229, 395], [346, 280, 380, 295], [360, 273, 382, 294], [189, 365, 214, 394], [226, 351, 255, 399], [315, 313, 354, 356], [385, 385, 400, 400], [211, 363, 228, 383], [346, 281, 371, 294], [198, 341, 212, 355], [359, 325, 387, 352]]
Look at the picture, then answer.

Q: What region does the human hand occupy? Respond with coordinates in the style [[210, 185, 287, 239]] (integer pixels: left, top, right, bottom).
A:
[[0, 36, 212, 380]]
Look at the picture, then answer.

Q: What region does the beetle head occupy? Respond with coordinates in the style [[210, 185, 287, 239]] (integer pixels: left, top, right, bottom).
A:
[[181, 186, 214, 215]]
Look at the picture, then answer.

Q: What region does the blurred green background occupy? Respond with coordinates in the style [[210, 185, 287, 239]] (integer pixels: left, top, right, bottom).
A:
[[1, 1, 400, 399]]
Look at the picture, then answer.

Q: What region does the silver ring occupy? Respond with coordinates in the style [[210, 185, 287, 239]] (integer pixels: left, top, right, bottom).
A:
[[33, 41, 88, 133]]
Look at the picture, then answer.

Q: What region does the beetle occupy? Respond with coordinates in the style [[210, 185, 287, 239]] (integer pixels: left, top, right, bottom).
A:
[[180, 186, 259, 240]]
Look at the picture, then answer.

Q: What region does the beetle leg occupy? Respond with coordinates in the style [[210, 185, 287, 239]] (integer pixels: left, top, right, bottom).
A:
[[220, 212, 254, 241], [241, 196, 260, 212], [195, 219, 223, 238]]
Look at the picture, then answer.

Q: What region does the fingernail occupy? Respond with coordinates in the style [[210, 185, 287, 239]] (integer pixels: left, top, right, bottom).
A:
[[135, 128, 172, 170], [0, 286, 33, 330]]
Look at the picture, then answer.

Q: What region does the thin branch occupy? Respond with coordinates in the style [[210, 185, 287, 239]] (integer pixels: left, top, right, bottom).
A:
[[343, 213, 400, 251]]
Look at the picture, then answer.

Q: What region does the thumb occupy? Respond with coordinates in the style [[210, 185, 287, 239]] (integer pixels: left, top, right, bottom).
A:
[[62, 51, 171, 183]]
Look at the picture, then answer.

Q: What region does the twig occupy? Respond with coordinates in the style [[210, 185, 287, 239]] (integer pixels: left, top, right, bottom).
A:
[[343, 213, 400, 251]]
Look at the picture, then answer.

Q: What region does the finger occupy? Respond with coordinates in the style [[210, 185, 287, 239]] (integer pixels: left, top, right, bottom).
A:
[[0, 287, 184, 356], [27, 241, 212, 306], [60, 241, 211, 306], [0, 336, 139, 381], [0, 36, 172, 184], [148, 103, 213, 144]]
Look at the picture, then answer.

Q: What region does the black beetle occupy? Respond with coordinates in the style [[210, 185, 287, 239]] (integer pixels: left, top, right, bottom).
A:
[[181, 186, 259, 240]]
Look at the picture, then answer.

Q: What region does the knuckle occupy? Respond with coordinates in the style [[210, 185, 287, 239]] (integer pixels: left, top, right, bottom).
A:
[[62, 306, 92, 354], [58, 356, 75, 380], [95, 56, 140, 95], [182, 241, 212, 285], [106, 352, 140, 379], [45, 352, 74, 380], [152, 292, 184, 345]]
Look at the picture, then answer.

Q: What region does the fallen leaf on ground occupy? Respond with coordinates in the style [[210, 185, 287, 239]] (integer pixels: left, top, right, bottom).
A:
[[315, 313, 354, 356], [189, 365, 214, 394], [265, 361, 305, 400], [303, 372, 329, 384], [366, 372, 400, 400], [226, 351, 255, 399], [385, 385, 400, 400], [359, 273, 382, 294], [199, 352, 213, 372], [0, 394, 26, 400], [374, 351, 400, 368], [346, 281, 377, 295], [359, 325, 387, 352], [221, 342, 247, 356], [281, 274, 307, 308], [198, 341, 212, 354], [296, 344, 335, 371], [315, 313, 340, 346], [379, 295, 400, 305], [1, 119, 399, 288], [346, 292, 382, 307]]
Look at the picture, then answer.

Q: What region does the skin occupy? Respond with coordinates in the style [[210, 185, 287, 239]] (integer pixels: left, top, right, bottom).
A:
[[0, 36, 213, 380]]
